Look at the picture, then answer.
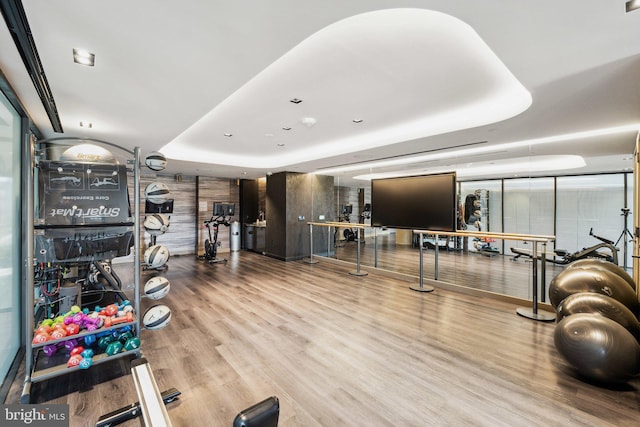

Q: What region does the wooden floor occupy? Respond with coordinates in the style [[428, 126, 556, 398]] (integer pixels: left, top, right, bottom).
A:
[[6, 251, 640, 426]]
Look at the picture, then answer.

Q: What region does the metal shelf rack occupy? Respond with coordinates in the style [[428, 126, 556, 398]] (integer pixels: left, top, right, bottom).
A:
[[21, 137, 142, 403]]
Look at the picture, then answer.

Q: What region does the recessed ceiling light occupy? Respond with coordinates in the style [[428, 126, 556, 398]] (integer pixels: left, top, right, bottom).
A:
[[73, 48, 95, 67], [277, 143, 285, 147], [627, 0, 640, 12], [282, 127, 291, 131], [289, 98, 302, 104], [301, 117, 317, 128], [623, 155, 633, 160], [224, 133, 232, 137], [352, 119, 363, 123]]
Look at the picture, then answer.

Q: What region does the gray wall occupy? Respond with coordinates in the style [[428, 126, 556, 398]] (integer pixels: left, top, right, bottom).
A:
[[266, 172, 334, 261]]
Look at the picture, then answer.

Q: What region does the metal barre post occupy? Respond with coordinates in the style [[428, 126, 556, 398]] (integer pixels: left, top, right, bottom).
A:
[[374, 227, 378, 268], [435, 234, 439, 280], [410, 232, 434, 293], [516, 240, 555, 321], [349, 226, 367, 276], [541, 241, 547, 303], [304, 223, 319, 264]]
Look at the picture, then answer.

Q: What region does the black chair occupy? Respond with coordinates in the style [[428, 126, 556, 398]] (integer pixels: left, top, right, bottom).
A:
[[233, 396, 279, 427]]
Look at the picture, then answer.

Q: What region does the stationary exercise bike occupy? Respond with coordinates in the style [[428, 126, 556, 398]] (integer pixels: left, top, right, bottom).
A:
[[511, 228, 619, 265], [201, 214, 230, 264], [334, 205, 357, 247]]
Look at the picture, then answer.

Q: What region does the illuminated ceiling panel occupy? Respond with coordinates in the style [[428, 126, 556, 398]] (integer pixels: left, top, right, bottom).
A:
[[161, 8, 531, 168]]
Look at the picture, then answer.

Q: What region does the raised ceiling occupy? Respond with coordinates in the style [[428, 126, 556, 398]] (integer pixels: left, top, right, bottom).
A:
[[1, 1, 639, 182]]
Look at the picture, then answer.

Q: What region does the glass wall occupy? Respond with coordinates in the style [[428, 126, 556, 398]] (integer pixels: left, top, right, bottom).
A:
[[0, 90, 22, 387], [504, 177, 555, 256], [310, 170, 633, 301], [556, 174, 627, 267]]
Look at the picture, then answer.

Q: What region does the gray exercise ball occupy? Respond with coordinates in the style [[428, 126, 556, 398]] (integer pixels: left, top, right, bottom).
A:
[[556, 292, 640, 342], [554, 314, 640, 383], [549, 268, 639, 314], [566, 258, 635, 291]]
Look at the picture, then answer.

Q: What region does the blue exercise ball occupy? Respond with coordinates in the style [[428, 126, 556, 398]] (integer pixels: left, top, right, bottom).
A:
[[549, 267, 638, 314], [554, 314, 640, 383], [567, 258, 635, 291], [556, 292, 640, 342]]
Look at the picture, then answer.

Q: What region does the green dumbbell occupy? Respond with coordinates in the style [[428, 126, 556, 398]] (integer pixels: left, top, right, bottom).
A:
[[123, 337, 140, 351], [105, 341, 123, 356], [98, 335, 115, 350], [117, 331, 133, 343]]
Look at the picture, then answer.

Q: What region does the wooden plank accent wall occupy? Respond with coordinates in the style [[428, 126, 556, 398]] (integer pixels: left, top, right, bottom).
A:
[[138, 172, 197, 256], [124, 172, 239, 259], [195, 176, 240, 256]]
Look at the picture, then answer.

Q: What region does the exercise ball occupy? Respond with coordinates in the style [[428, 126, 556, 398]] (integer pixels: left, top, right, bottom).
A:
[[144, 214, 170, 236], [145, 182, 170, 204], [554, 314, 640, 383], [145, 152, 167, 171], [142, 304, 172, 330], [556, 292, 640, 341], [144, 276, 171, 300], [144, 244, 170, 269], [566, 258, 635, 291], [548, 267, 639, 314]]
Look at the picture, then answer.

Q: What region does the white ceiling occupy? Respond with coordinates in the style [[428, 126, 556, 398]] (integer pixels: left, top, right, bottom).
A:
[[1, 0, 639, 184]]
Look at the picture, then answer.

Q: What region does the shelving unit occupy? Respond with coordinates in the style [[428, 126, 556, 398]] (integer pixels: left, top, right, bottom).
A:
[[21, 137, 142, 403]]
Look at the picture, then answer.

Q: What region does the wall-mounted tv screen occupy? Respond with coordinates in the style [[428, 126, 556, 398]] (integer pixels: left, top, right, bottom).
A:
[[213, 202, 235, 217], [371, 172, 457, 231]]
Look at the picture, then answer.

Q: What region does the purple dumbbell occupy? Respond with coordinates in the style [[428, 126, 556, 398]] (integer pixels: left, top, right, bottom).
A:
[[43, 343, 59, 357], [64, 339, 78, 352], [72, 312, 85, 325]]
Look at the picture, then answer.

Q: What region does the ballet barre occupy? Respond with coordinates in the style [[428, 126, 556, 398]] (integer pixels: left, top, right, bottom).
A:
[[412, 229, 556, 322], [307, 221, 371, 276]]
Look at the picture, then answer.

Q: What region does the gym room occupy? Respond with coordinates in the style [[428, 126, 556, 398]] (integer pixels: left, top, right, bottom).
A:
[[1, 1, 640, 426]]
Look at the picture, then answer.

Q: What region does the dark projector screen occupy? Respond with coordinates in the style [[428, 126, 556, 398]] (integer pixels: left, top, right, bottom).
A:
[[371, 172, 457, 231]]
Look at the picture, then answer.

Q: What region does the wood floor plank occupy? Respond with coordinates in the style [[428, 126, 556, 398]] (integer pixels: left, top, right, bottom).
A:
[[5, 251, 640, 426]]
